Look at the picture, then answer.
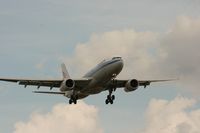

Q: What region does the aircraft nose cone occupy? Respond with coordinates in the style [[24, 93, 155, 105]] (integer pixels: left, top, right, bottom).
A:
[[115, 59, 124, 73], [119, 60, 124, 70]]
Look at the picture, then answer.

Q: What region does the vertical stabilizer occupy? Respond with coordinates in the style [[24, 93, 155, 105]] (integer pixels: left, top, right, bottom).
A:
[[61, 63, 70, 79]]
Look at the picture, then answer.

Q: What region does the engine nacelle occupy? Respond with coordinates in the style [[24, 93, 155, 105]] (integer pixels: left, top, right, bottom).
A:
[[60, 79, 75, 91], [124, 79, 139, 92]]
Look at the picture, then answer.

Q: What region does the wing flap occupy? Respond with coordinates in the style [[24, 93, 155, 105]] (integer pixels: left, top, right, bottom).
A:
[[33, 91, 65, 95], [18, 80, 62, 88]]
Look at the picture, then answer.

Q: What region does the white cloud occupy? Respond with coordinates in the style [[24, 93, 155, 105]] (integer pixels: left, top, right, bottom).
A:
[[61, 16, 200, 95], [12, 96, 200, 133], [154, 16, 200, 94], [62, 29, 158, 78], [139, 96, 200, 133], [13, 101, 103, 133]]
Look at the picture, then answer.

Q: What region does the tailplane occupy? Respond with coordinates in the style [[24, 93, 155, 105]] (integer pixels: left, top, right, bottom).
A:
[[61, 63, 70, 79]]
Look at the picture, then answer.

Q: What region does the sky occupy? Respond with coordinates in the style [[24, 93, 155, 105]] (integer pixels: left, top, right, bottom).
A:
[[0, 0, 200, 133]]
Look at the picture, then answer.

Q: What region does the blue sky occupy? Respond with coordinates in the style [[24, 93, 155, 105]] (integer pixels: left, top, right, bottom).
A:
[[1, 0, 200, 133]]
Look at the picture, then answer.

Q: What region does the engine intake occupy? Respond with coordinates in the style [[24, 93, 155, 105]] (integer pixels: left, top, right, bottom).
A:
[[124, 79, 139, 92], [60, 79, 75, 91], [65, 79, 74, 88]]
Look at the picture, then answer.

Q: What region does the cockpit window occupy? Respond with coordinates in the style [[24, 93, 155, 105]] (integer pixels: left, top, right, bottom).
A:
[[112, 57, 122, 60], [98, 57, 121, 66]]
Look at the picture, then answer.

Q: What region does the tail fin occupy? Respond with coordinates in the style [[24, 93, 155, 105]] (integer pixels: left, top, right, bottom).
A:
[[61, 63, 70, 79]]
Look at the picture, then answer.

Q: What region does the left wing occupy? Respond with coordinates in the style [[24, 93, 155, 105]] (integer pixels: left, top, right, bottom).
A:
[[138, 79, 177, 88], [108, 79, 177, 89]]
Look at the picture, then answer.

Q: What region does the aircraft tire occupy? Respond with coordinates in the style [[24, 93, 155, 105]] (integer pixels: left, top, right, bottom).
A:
[[110, 99, 113, 104], [107, 95, 110, 100], [105, 99, 109, 104], [69, 99, 73, 104], [112, 95, 115, 100]]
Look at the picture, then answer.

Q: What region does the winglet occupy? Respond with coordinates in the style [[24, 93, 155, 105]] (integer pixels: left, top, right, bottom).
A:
[[61, 63, 70, 79]]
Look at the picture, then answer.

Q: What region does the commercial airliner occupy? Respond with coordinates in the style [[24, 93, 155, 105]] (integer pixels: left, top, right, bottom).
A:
[[0, 57, 175, 104]]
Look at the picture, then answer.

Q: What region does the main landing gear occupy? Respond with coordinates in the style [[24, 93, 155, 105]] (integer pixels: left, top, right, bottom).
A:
[[105, 88, 115, 104], [69, 95, 78, 104]]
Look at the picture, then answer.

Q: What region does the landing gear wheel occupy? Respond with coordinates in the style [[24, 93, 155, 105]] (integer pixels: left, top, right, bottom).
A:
[[69, 99, 73, 104], [112, 95, 115, 100], [107, 95, 111, 100], [73, 99, 77, 104], [110, 99, 113, 104], [69, 94, 78, 104], [105, 99, 109, 104], [105, 86, 117, 104]]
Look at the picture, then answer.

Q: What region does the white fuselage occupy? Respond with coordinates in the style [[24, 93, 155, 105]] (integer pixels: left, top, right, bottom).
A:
[[65, 57, 124, 99]]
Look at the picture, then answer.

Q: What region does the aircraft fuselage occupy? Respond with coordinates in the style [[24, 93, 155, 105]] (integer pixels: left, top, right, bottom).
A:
[[65, 57, 124, 99]]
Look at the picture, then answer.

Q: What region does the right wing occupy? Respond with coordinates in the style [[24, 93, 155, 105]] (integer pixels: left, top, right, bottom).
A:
[[0, 63, 92, 90], [0, 78, 62, 88], [0, 78, 92, 90]]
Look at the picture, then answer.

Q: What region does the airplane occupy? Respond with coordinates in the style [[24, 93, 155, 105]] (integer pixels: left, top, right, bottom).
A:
[[0, 57, 176, 105]]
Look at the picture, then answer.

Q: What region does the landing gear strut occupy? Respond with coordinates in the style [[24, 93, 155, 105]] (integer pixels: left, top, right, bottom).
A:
[[105, 88, 115, 104]]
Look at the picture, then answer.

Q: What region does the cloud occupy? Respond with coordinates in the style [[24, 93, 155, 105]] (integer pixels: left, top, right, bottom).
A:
[[12, 96, 200, 133], [62, 29, 158, 78], [13, 101, 103, 133], [61, 16, 200, 95], [139, 96, 200, 133], [154, 16, 200, 94]]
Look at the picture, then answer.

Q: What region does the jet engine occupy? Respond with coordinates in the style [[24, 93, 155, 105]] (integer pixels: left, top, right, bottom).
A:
[[60, 79, 75, 91], [124, 79, 139, 92]]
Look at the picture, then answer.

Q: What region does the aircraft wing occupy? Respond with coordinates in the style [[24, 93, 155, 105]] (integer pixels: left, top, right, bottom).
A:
[[113, 79, 177, 88], [0, 78, 92, 89], [0, 78, 63, 88]]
